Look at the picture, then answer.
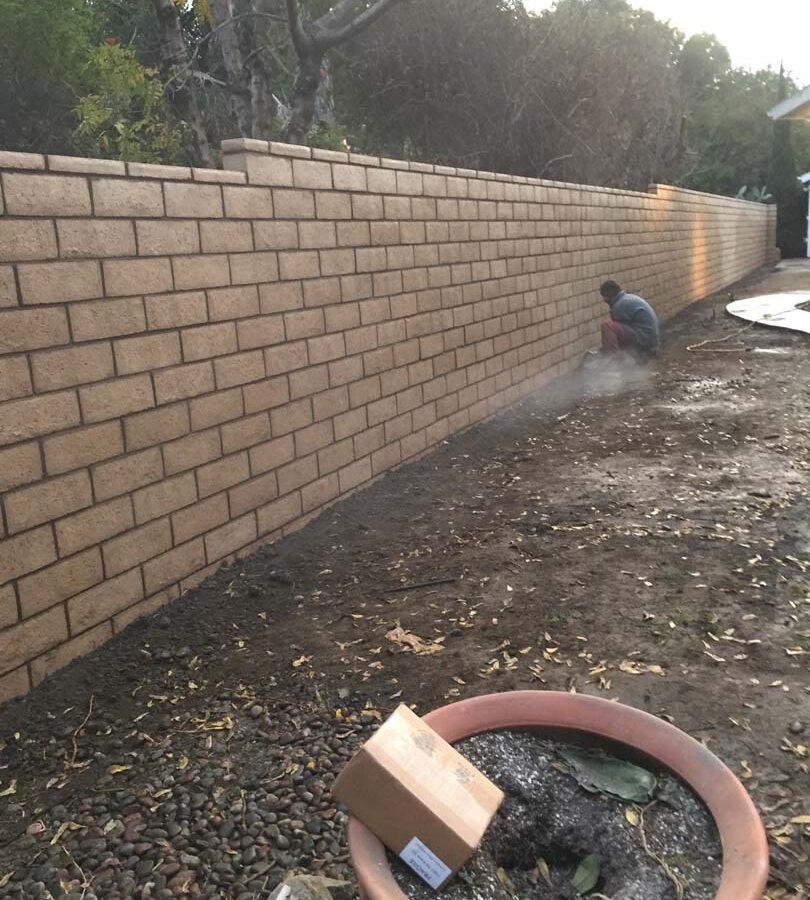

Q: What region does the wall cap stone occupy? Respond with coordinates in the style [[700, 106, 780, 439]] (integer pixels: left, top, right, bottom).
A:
[[0, 151, 46, 170]]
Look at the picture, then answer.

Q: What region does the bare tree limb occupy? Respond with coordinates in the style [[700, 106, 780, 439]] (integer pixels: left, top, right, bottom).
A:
[[315, 0, 403, 51], [539, 153, 573, 177]]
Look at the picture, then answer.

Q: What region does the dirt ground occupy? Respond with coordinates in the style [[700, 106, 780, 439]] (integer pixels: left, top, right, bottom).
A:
[[1, 263, 808, 899]]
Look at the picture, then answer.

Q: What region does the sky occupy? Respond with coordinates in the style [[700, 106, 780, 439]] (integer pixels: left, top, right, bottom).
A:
[[523, 0, 810, 86]]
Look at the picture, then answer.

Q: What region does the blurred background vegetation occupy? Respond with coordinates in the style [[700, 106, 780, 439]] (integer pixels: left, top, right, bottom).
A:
[[1, 0, 808, 254]]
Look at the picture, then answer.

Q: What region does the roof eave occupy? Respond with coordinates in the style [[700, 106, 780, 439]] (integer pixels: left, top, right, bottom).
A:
[[769, 84, 810, 122]]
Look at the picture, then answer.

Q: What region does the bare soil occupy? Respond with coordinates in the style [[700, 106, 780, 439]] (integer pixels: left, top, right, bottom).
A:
[[0, 263, 808, 899], [391, 731, 722, 900]]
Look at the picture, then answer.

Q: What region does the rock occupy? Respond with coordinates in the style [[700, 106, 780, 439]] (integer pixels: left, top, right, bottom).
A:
[[269, 874, 354, 900], [167, 869, 196, 891], [789, 721, 805, 735], [249, 705, 265, 719]]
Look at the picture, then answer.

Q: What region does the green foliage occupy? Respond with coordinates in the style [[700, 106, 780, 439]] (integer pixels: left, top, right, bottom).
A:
[[74, 44, 186, 163], [571, 854, 601, 894], [770, 71, 798, 201], [681, 59, 810, 253], [336, 0, 688, 187], [679, 33, 731, 100], [682, 68, 789, 195], [308, 120, 351, 152], [1, 0, 809, 250], [558, 746, 657, 803], [0, 0, 95, 152]]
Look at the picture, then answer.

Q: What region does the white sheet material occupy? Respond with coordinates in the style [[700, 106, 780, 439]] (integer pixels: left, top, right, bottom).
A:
[[726, 292, 810, 335]]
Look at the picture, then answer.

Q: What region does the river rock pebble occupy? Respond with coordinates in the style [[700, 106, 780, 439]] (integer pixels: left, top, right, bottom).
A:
[[0, 699, 376, 899]]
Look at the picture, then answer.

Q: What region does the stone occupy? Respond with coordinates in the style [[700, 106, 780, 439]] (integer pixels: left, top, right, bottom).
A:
[[268, 874, 354, 900]]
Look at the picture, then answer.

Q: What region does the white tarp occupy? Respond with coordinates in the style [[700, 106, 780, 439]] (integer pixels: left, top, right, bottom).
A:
[[726, 292, 810, 335]]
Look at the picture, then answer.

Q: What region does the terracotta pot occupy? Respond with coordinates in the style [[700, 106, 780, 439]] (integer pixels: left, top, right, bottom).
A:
[[346, 691, 768, 900]]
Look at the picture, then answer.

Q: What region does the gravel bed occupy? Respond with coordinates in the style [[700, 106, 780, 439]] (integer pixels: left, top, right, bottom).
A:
[[0, 696, 378, 899], [392, 731, 722, 900]]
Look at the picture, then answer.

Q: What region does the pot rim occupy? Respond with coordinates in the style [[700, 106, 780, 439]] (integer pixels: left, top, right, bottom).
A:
[[346, 691, 769, 900]]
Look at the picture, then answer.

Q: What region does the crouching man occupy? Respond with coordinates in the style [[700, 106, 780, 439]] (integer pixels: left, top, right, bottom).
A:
[[599, 280, 660, 361]]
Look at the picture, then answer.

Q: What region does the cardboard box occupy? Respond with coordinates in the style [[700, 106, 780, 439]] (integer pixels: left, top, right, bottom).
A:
[[332, 705, 503, 889]]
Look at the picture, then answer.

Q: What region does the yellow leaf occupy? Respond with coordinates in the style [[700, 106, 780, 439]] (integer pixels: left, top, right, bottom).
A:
[[790, 815, 810, 824], [536, 858, 552, 886], [619, 660, 666, 676], [178, 756, 189, 770], [0, 779, 17, 797], [385, 623, 444, 655], [625, 807, 640, 826], [495, 867, 516, 894], [109, 765, 132, 775]]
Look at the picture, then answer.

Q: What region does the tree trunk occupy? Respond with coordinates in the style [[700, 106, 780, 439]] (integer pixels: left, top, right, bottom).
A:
[[152, 0, 214, 166], [314, 58, 335, 127], [283, 0, 402, 144], [210, 0, 254, 138], [285, 50, 322, 145], [249, 0, 278, 140]]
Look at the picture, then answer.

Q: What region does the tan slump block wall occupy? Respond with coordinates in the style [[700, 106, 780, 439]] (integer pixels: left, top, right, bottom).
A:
[[0, 142, 777, 701]]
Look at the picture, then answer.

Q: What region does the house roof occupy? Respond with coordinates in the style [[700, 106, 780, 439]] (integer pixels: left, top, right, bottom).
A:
[[769, 84, 810, 122]]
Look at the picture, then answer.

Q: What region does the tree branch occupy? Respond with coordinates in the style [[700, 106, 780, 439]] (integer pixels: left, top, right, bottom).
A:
[[314, 0, 403, 51], [286, 0, 310, 53]]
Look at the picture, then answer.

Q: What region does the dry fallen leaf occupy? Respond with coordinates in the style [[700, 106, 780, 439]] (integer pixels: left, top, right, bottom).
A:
[[619, 660, 665, 677], [109, 765, 132, 775], [385, 623, 444, 655], [625, 807, 640, 826], [496, 866, 517, 895], [780, 738, 808, 758], [536, 858, 552, 887], [0, 779, 17, 797]]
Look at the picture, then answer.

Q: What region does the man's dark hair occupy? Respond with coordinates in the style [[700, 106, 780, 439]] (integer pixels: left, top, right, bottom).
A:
[[600, 280, 621, 299]]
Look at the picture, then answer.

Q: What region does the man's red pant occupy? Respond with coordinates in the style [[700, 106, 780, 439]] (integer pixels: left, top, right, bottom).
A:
[[601, 320, 628, 353]]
